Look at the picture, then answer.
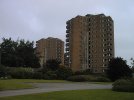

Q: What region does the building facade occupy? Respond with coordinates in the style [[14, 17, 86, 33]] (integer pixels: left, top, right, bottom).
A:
[[65, 14, 114, 73], [36, 37, 64, 67]]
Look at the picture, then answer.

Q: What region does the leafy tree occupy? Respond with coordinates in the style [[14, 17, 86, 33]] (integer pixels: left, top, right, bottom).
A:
[[44, 59, 61, 71], [130, 58, 134, 72], [107, 57, 132, 81], [56, 66, 73, 79], [0, 38, 40, 68], [0, 38, 18, 67]]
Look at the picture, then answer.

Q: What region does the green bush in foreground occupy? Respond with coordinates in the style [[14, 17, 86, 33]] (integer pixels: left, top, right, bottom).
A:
[[10, 67, 34, 79], [96, 77, 111, 82], [112, 79, 134, 92], [0, 65, 8, 78], [67, 75, 110, 82], [67, 75, 90, 82]]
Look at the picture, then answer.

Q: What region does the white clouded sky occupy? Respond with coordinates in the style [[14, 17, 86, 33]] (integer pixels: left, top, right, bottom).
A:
[[0, 0, 134, 65]]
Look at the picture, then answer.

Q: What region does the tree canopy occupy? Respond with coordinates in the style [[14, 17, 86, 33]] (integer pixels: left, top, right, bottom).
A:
[[130, 58, 134, 73], [44, 59, 61, 71], [107, 57, 132, 81], [0, 38, 40, 68]]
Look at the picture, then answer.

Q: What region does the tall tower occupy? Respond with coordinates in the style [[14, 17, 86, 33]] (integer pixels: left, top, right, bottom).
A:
[[36, 37, 64, 67], [65, 14, 114, 73]]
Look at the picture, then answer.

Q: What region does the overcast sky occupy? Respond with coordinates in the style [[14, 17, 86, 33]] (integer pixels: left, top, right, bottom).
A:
[[0, 0, 134, 65]]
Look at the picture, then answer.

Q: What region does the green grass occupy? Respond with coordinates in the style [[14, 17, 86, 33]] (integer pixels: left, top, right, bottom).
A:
[[0, 79, 68, 91], [0, 79, 112, 91], [0, 89, 134, 100]]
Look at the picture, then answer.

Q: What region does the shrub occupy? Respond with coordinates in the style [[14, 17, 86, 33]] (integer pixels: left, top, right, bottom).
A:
[[56, 67, 73, 79], [33, 72, 44, 79], [0, 65, 8, 78], [74, 70, 92, 75], [45, 71, 57, 79], [67, 75, 111, 82], [10, 67, 34, 79], [112, 79, 134, 92], [95, 77, 111, 82], [67, 75, 88, 82], [67, 75, 94, 82]]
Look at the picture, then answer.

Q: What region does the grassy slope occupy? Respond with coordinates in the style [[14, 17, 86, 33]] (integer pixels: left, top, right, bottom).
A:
[[0, 79, 68, 91], [0, 89, 134, 100]]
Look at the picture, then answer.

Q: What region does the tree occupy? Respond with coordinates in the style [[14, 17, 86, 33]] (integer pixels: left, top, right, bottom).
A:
[[0, 38, 40, 68], [130, 58, 134, 73], [56, 66, 73, 79], [107, 57, 132, 81], [44, 59, 61, 71], [0, 38, 18, 67]]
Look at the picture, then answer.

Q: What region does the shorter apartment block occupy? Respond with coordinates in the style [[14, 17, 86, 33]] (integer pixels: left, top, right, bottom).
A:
[[36, 37, 64, 67]]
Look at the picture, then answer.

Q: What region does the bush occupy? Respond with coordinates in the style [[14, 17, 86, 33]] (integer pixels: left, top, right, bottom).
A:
[[45, 71, 57, 79], [67, 75, 111, 82], [56, 67, 73, 79], [95, 77, 111, 82], [67, 75, 89, 82], [10, 67, 34, 79], [67, 75, 97, 82], [74, 70, 92, 75], [112, 79, 134, 92], [33, 72, 44, 79], [0, 65, 8, 78]]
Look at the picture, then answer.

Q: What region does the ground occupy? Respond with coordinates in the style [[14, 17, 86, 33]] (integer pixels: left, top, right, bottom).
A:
[[0, 79, 133, 100]]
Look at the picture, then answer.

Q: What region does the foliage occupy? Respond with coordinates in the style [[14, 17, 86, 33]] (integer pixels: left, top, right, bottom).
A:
[[95, 77, 111, 82], [112, 79, 134, 92], [44, 59, 61, 71], [56, 67, 73, 79], [9, 67, 34, 79], [33, 72, 44, 79], [0, 38, 40, 68], [67, 75, 94, 82], [41, 60, 73, 80], [67, 75, 110, 82], [107, 57, 132, 81], [130, 58, 134, 73], [74, 69, 92, 75], [67, 75, 88, 82], [45, 71, 57, 79], [0, 65, 8, 78]]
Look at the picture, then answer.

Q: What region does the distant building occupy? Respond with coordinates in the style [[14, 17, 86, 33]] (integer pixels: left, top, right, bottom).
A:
[[65, 14, 114, 73], [36, 37, 64, 67]]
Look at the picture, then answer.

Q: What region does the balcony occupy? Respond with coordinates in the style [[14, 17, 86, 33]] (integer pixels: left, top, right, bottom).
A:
[[66, 34, 69, 37], [66, 21, 70, 25], [66, 25, 70, 29], [66, 43, 69, 46], [66, 38, 69, 42], [66, 48, 69, 51], [66, 29, 70, 33]]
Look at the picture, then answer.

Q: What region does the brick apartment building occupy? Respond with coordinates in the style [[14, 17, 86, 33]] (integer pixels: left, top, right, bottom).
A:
[[65, 14, 114, 73], [36, 37, 64, 67]]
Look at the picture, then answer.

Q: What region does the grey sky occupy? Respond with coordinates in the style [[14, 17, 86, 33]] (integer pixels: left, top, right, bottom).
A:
[[0, 0, 134, 65]]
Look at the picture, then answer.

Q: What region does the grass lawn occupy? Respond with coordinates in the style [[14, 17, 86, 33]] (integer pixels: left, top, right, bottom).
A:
[[0, 79, 68, 91], [0, 79, 112, 91], [0, 89, 134, 100]]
